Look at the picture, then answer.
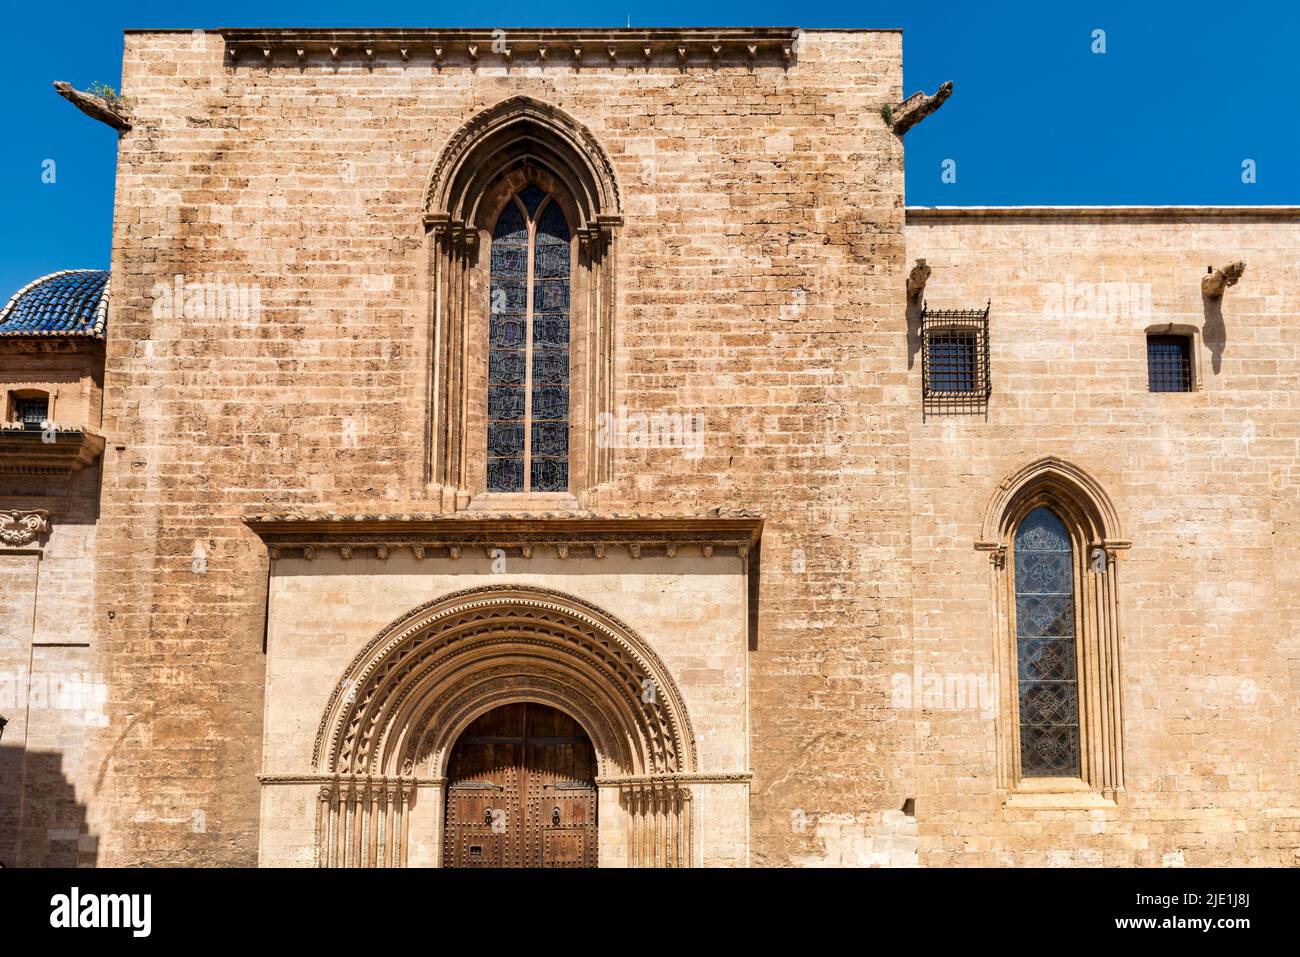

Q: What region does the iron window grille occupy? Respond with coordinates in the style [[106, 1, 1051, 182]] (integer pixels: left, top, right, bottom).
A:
[[14, 396, 48, 431], [1147, 334, 1193, 392], [921, 302, 991, 418]]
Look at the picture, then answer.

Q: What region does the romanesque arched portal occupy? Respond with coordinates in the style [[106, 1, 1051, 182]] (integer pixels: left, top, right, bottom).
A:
[[311, 585, 698, 867]]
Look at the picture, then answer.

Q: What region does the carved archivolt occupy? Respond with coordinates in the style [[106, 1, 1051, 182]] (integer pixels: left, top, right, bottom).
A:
[[424, 95, 622, 235], [978, 456, 1127, 550], [314, 584, 696, 778]]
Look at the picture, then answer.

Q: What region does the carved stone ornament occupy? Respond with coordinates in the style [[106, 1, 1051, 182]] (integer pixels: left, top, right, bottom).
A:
[[0, 509, 50, 546], [1202, 260, 1246, 299]]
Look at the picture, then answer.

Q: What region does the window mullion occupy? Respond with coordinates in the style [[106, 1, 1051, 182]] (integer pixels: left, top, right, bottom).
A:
[[523, 210, 536, 493]]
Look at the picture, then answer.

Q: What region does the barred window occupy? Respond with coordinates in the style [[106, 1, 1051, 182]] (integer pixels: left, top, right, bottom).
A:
[[487, 186, 571, 492], [920, 304, 990, 417], [13, 394, 48, 431], [929, 332, 978, 392], [1147, 334, 1193, 392], [1013, 507, 1080, 777]]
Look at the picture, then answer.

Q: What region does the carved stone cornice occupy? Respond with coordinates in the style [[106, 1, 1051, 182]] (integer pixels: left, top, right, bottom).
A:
[[218, 27, 802, 70], [0, 509, 50, 547], [0, 428, 106, 476], [243, 511, 763, 561]]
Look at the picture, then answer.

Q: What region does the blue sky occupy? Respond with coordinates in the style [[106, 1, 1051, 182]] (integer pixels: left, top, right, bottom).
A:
[[2, 0, 1296, 296]]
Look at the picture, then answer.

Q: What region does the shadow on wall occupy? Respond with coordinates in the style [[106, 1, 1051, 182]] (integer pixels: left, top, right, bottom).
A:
[[1202, 294, 1227, 374], [0, 745, 96, 867], [906, 298, 924, 370]]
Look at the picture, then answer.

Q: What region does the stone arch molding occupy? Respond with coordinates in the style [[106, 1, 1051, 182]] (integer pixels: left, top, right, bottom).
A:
[[979, 455, 1128, 549], [314, 584, 696, 780], [423, 94, 622, 237]]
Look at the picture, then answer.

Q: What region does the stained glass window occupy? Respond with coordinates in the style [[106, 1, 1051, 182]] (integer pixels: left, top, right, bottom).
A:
[[1014, 507, 1081, 776], [487, 187, 571, 492]]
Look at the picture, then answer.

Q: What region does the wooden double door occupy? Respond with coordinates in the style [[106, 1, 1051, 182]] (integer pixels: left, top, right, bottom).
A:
[[444, 702, 598, 868]]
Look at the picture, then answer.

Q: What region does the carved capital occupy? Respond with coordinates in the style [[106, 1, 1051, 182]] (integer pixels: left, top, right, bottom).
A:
[[0, 509, 49, 547]]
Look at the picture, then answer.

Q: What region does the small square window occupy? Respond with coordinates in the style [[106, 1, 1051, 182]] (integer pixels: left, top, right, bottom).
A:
[[13, 396, 48, 431], [1147, 335, 1193, 392], [929, 332, 978, 392]]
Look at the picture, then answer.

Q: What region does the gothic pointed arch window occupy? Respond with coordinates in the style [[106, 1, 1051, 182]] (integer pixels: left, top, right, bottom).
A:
[[978, 458, 1130, 801], [1013, 507, 1080, 776], [423, 97, 622, 509], [487, 186, 572, 492]]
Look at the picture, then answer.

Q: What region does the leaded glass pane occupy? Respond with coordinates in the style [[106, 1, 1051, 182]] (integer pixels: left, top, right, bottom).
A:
[[531, 348, 569, 386], [532, 315, 569, 349], [531, 457, 568, 493], [536, 202, 571, 243], [493, 202, 528, 243], [532, 386, 568, 421], [487, 458, 524, 492], [487, 423, 525, 458], [531, 422, 569, 457], [1014, 507, 1080, 776], [488, 350, 526, 386], [487, 187, 570, 492], [491, 243, 527, 275], [1016, 637, 1077, 682], [489, 317, 526, 349], [1014, 593, 1074, 637], [488, 387, 525, 421], [518, 186, 547, 217], [534, 279, 570, 313], [534, 242, 570, 278]]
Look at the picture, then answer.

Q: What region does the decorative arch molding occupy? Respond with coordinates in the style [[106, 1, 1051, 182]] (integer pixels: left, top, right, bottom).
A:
[[423, 97, 622, 505], [305, 585, 705, 867], [975, 457, 1129, 801], [315, 584, 695, 777], [978, 455, 1128, 550], [424, 95, 622, 239]]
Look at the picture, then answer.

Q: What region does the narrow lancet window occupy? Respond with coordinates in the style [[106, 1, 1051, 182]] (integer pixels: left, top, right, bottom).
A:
[[487, 186, 571, 492], [1014, 506, 1081, 776]]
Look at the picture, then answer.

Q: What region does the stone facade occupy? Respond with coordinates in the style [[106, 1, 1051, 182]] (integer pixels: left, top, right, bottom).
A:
[[1, 27, 1295, 867]]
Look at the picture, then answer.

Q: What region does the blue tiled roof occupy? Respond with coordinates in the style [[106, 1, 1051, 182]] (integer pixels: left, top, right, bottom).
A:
[[0, 269, 109, 339]]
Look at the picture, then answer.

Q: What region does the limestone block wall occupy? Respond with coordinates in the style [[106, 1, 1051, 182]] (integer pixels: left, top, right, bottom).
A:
[[95, 27, 909, 866], [0, 465, 103, 867], [904, 209, 1300, 866], [256, 552, 749, 866]]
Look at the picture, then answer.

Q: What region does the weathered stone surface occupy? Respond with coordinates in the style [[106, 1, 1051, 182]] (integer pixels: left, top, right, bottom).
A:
[[3, 27, 1296, 868]]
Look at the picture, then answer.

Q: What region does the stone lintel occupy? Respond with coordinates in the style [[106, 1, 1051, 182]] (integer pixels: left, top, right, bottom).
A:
[[243, 512, 763, 560]]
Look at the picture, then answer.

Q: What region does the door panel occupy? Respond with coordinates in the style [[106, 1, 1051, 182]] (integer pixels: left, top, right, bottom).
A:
[[445, 702, 597, 867]]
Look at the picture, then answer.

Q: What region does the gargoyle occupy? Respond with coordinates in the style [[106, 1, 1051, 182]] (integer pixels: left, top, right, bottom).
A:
[[907, 259, 932, 300], [53, 81, 132, 132], [890, 81, 953, 136], [1201, 260, 1246, 299]]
